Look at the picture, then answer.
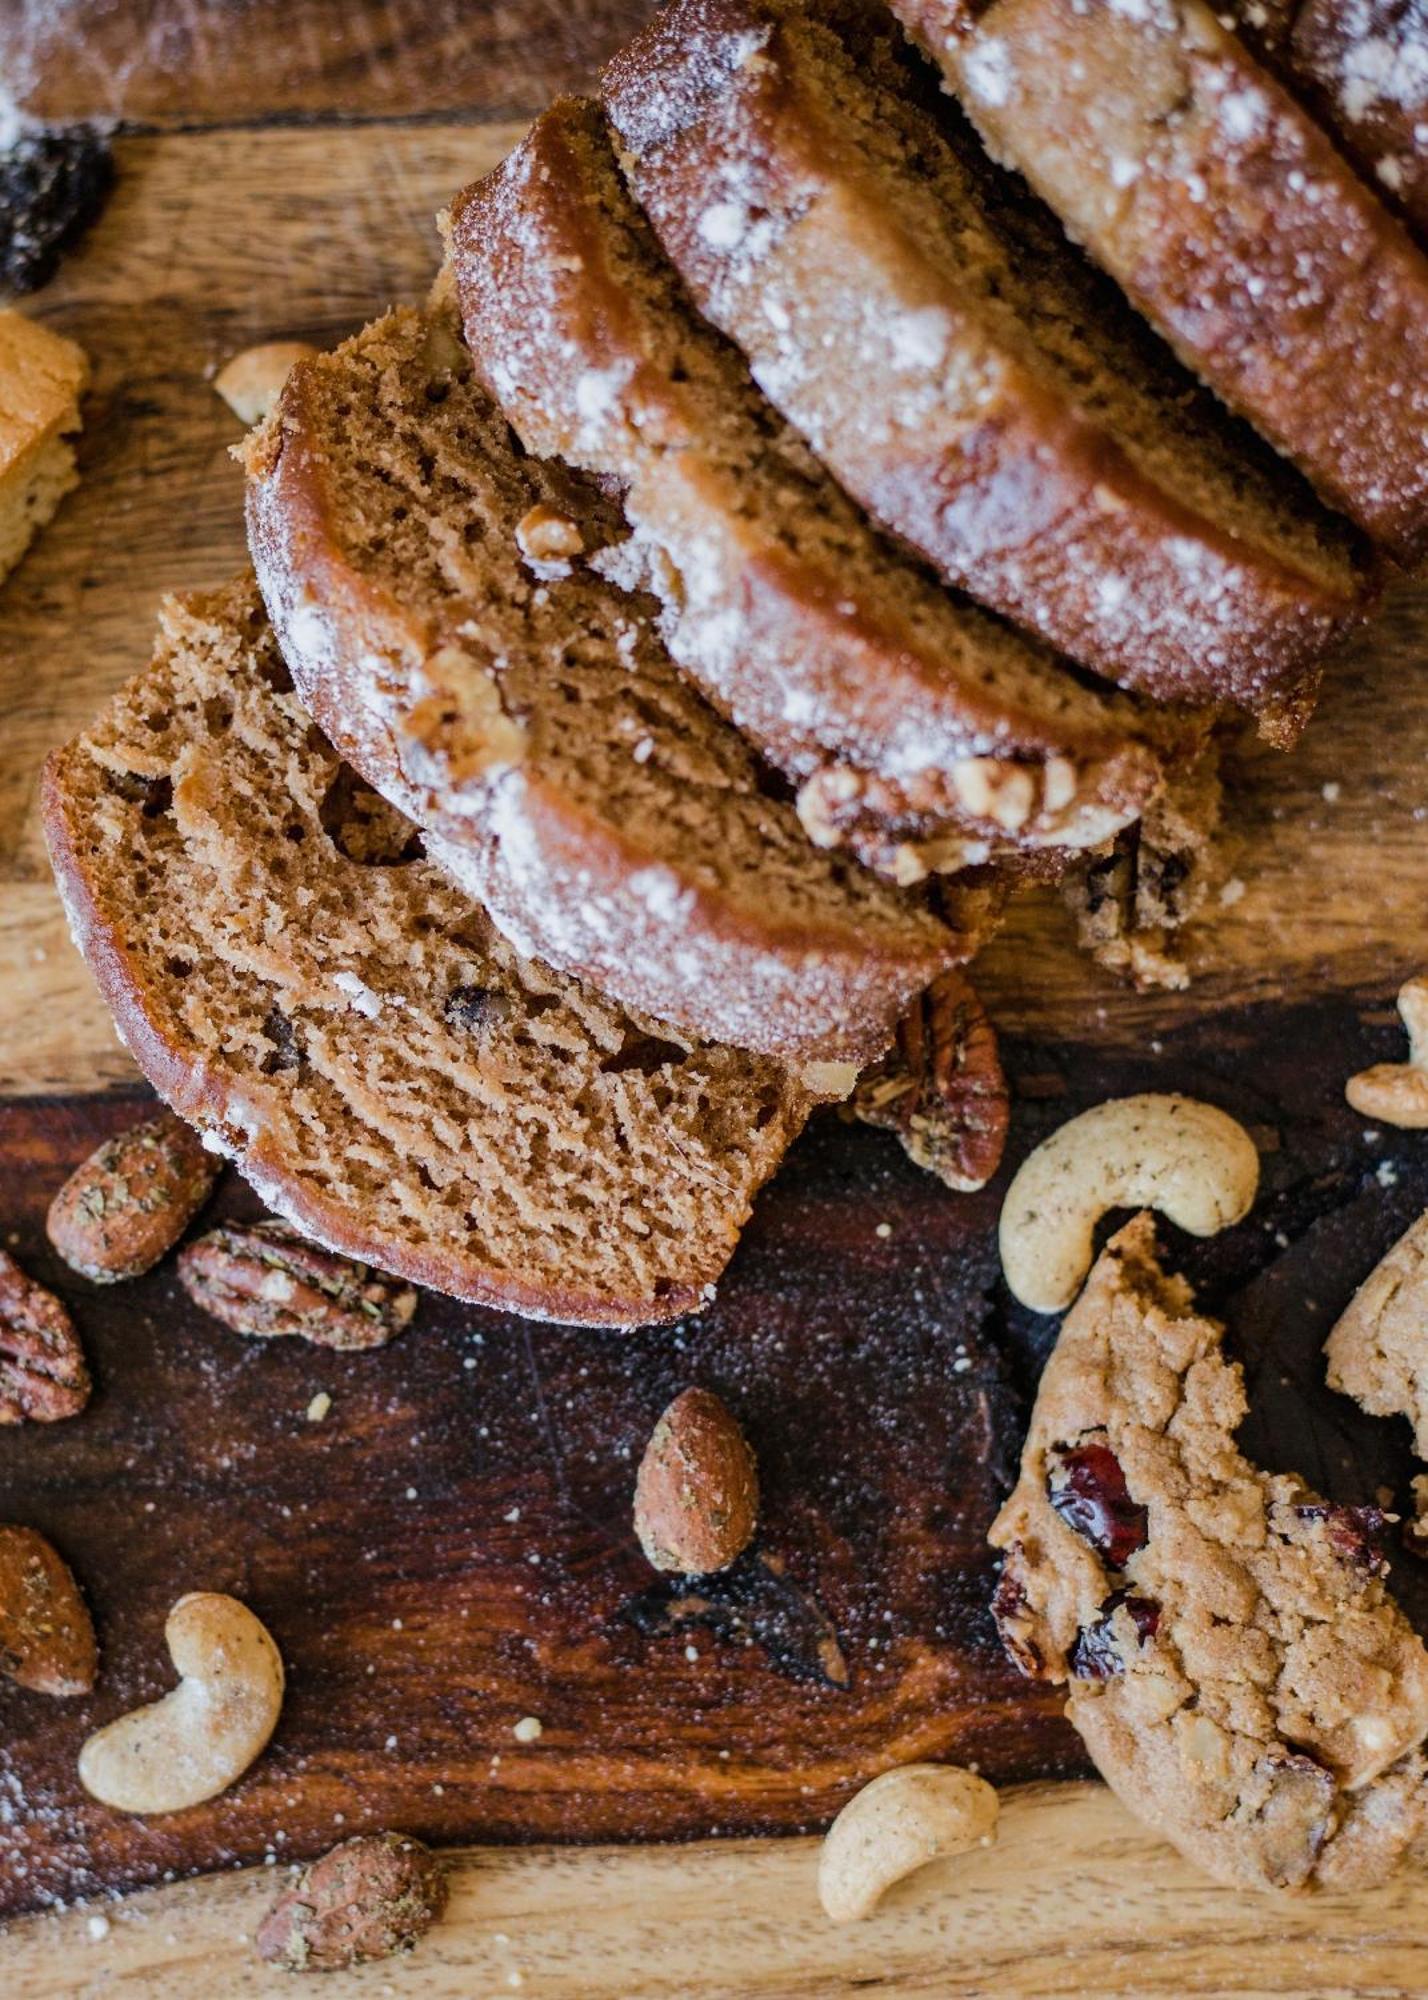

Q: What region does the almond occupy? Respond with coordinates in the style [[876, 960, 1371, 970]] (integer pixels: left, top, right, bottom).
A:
[[634, 1387, 759, 1575], [257, 1832, 446, 1971], [47, 1110, 220, 1282], [0, 1526, 97, 1697]]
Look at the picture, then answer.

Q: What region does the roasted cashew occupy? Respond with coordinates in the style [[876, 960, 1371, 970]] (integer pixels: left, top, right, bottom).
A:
[[817, 1763, 998, 1923], [999, 1094, 1259, 1313], [78, 1593, 284, 1814], [1347, 979, 1428, 1128]]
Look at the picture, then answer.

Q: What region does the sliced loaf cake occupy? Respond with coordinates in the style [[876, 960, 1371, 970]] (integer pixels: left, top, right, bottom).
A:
[[1221, 0, 1428, 242], [896, 0, 1428, 563], [0, 309, 87, 586], [447, 96, 1170, 886], [604, 0, 1368, 742], [243, 307, 964, 1072], [42, 580, 815, 1328]]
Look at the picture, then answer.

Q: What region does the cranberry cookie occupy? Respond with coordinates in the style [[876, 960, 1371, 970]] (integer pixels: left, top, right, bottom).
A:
[[992, 1213, 1428, 1891]]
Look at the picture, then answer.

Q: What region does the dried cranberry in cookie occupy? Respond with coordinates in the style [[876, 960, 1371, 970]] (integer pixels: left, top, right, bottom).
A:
[[991, 1213, 1428, 1892]]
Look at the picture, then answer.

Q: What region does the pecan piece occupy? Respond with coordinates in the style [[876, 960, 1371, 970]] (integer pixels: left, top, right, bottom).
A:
[[0, 1250, 90, 1423], [47, 1110, 220, 1283], [257, 1833, 446, 1972], [851, 971, 1008, 1192], [177, 1222, 417, 1350], [0, 1526, 97, 1696]]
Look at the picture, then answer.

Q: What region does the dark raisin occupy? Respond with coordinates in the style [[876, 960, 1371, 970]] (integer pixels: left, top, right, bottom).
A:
[[1070, 1591, 1161, 1680], [1048, 1441, 1149, 1569], [1294, 1502, 1390, 1576], [444, 985, 510, 1033], [259, 1006, 303, 1075], [0, 124, 114, 296]]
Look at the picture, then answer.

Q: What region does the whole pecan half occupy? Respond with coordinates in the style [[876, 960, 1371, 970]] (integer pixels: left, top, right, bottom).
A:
[[47, 1109, 220, 1283], [257, 1832, 446, 1971], [0, 1251, 91, 1423], [852, 972, 1008, 1192], [0, 1525, 98, 1696], [177, 1222, 418, 1350]]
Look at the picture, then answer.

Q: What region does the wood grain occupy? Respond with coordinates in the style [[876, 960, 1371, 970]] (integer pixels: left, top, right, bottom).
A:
[[0, 1, 658, 128], [2, 994, 1427, 1928], [8, 1784, 1428, 1999]]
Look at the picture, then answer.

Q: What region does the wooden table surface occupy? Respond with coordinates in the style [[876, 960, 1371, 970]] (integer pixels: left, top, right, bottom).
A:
[[2, 3, 1428, 1994]]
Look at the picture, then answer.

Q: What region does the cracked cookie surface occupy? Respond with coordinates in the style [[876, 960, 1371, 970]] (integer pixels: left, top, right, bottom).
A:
[[992, 1213, 1428, 1891]]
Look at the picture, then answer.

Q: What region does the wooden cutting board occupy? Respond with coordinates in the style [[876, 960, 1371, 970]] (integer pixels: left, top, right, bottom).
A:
[[2, 5, 1428, 1992]]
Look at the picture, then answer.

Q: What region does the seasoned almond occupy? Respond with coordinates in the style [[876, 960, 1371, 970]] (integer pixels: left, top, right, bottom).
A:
[[634, 1387, 759, 1575], [0, 1526, 97, 1696], [257, 1832, 447, 1971], [47, 1110, 220, 1282]]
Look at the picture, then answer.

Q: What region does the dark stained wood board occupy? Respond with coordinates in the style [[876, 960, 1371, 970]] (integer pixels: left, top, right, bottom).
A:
[[0, 1, 660, 129], [2, 990, 1428, 1919]]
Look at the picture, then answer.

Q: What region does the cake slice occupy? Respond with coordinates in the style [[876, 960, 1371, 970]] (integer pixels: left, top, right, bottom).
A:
[[1220, 0, 1428, 242], [242, 307, 966, 1071], [0, 308, 86, 585], [604, 0, 1368, 741], [42, 580, 814, 1329], [447, 96, 1169, 886], [896, 0, 1428, 563]]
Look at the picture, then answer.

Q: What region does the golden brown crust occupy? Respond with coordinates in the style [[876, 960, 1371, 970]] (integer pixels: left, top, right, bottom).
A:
[[244, 310, 965, 1069], [899, 0, 1428, 563], [605, 0, 1367, 734], [42, 581, 812, 1329], [448, 97, 1169, 872]]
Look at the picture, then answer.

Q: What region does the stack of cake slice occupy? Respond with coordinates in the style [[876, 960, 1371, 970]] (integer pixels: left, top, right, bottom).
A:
[[46, 0, 1428, 1327]]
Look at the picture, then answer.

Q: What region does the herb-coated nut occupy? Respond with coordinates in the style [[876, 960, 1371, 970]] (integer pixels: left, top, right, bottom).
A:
[[257, 1832, 447, 1971], [0, 1249, 90, 1423], [177, 1221, 418, 1350], [0, 1525, 97, 1696], [47, 1110, 219, 1282], [634, 1387, 758, 1575]]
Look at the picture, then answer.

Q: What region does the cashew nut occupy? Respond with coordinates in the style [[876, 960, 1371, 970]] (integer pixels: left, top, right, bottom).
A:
[[78, 1593, 284, 1814], [1347, 979, 1428, 1128], [999, 1094, 1259, 1313], [214, 340, 317, 426], [817, 1763, 998, 1924]]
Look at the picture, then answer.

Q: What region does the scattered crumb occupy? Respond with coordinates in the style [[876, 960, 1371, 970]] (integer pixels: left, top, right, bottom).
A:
[[1322, 781, 1342, 803], [305, 1391, 332, 1423], [85, 1913, 110, 1941], [512, 1716, 543, 1744], [1218, 876, 1246, 907], [875, 1222, 892, 1239]]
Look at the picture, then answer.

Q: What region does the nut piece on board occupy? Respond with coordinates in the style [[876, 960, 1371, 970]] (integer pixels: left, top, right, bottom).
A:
[[177, 1221, 418, 1350], [634, 1387, 759, 1575], [214, 340, 317, 426], [999, 1094, 1259, 1313], [47, 1110, 220, 1282], [0, 1526, 97, 1697], [818, 1763, 999, 1923], [0, 1248, 90, 1423], [1326, 1209, 1428, 1456], [1347, 979, 1428, 1128], [257, 1832, 447, 1972], [78, 1592, 283, 1814], [851, 972, 1008, 1192]]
